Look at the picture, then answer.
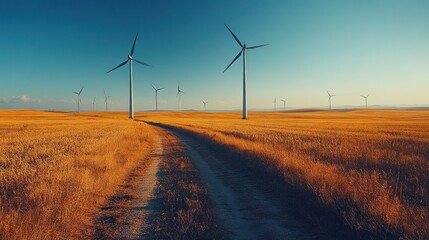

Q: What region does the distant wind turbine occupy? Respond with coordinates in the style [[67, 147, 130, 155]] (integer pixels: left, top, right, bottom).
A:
[[152, 84, 164, 112], [104, 91, 111, 112], [223, 24, 268, 119], [361, 94, 370, 109], [107, 33, 152, 119], [273, 97, 277, 111], [92, 97, 96, 111], [327, 91, 336, 110], [177, 82, 184, 111], [202, 100, 208, 111], [281, 98, 286, 110], [73, 87, 83, 113]]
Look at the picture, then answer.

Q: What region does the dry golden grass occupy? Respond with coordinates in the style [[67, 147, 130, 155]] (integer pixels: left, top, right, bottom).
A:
[[0, 110, 154, 239], [140, 109, 429, 239], [150, 129, 218, 239]]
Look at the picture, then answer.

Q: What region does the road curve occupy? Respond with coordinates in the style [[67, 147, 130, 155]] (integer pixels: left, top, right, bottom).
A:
[[166, 127, 325, 240]]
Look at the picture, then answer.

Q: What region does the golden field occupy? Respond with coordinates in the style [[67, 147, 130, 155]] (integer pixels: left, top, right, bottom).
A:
[[1, 109, 428, 239], [141, 109, 429, 239], [0, 111, 154, 239]]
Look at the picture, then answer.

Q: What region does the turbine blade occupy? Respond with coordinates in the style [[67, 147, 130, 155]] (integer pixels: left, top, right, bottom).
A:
[[79, 87, 83, 94], [158, 87, 165, 91], [107, 59, 129, 73], [224, 24, 243, 47], [152, 84, 156, 90], [73, 92, 78, 94], [133, 58, 152, 67], [130, 32, 139, 56], [247, 44, 269, 49], [223, 50, 242, 73], [327, 91, 331, 96]]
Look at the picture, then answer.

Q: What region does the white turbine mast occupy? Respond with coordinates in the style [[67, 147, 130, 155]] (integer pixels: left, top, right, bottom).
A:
[[72, 87, 83, 113], [152, 84, 165, 112], [104, 91, 112, 112], [361, 94, 370, 109], [281, 98, 287, 110], [327, 91, 336, 110], [107, 33, 152, 119], [177, 82, 184, 111], [202, 100, 208, 111], [223, 24, 268, 119]]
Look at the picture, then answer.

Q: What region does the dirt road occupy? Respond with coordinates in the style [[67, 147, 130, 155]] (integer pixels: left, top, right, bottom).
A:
[[93, 124, 343, 239]]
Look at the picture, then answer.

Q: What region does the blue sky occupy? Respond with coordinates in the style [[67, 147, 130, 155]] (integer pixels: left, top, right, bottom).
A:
[[0, 0, 428, 111]]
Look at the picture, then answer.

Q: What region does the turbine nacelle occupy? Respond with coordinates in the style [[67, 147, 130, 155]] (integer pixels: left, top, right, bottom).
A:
[[128, 55, 133, 60]]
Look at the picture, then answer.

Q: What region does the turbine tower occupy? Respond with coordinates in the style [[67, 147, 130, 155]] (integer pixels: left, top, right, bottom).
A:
[[152, 84, 164, 112], [223, 24, 268, 119], [92, 97, 96, 111], [202, 100, 208, 111], [361, 94, 370, 109], [104, 91, 111, 112], [273, 97, 277, 111], [73, 87, 83, 113], [107, 33, 152, 119], [327, 91, 336, 110], [177, 82, 184, 111], [281, 98, 287, 110]]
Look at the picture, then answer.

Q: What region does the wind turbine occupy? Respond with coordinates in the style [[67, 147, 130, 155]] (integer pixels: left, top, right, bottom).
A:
[[361, 94, 370, 109], [177, 82, 184, 111], [104, 91, 111, 112], [107, 33, 152, 119], [281, 98, 287, 110], [202, 100, 208, 111], [327, 91, 335, 110], [152, 84, 164, 112], [273, 97, 277, 111], [223, 24, 268, 119], [73, 87, 83, 113], [92, 97, 96, 112]]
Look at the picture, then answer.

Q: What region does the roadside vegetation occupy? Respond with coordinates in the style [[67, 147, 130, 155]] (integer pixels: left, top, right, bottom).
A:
[[0, 111, 154, 239], [149, 129, 219, 239], [141, 110, 429, 239]]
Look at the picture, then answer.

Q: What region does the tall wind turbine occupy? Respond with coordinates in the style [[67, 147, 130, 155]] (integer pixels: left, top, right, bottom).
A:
[[361, 94, 370, 109], [223, 24, 268, 119], [152, 84, 164, 112], [73, 87, 83, 113], [104, 91, 111, 112], [327, 91, 336, 110], [273, 97, 277, 111], [107, 33, 152, 119], [281, 98, 287, 110], [177, 82, 184, 111], [202, 100, 208, 111], [92, 97, 96, 111]]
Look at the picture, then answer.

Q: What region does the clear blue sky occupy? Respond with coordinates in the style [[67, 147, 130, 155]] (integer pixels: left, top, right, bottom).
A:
[[1, 0, 428, 111]]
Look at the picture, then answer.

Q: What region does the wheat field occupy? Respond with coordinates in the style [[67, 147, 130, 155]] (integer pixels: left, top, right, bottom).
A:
[[1, 109, 428, 239], [0, 110, 154, 239], [141, 109, 429, 239]]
